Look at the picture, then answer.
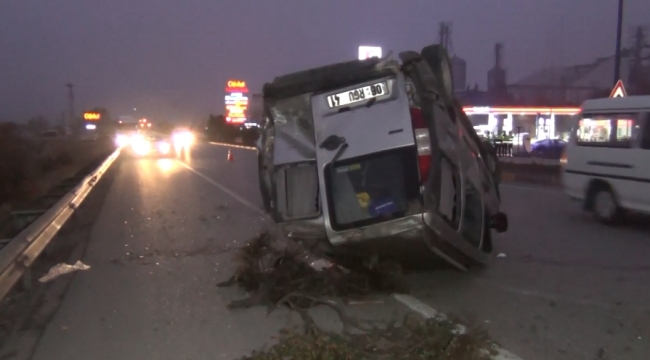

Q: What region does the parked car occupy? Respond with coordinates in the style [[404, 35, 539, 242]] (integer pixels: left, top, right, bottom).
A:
[[530, 139, 567, 159]]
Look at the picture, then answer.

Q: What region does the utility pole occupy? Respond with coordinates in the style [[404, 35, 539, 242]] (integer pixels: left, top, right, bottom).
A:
[[65, 83, 74, 133], [614, 0, 624, 85]]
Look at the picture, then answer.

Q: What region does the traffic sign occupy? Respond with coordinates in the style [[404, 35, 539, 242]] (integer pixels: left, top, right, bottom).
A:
[[609, 80, 627, 98]]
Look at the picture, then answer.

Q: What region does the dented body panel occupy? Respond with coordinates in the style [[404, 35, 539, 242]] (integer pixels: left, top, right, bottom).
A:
[[257, 47, 506, 270]]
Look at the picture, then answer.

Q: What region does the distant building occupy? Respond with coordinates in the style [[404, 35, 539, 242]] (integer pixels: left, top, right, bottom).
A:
[[508, 55, 636, 106], [487, 43, 509, 103], [456, 84, 490, 105], [450, 55, 466, 93]]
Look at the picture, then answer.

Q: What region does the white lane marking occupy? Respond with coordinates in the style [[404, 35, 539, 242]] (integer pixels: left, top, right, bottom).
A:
[[177, 162, 264, 215], [475, 280, 614, 309], [181, 160, 524, 360], [393, 294, 444, 319], [209, 142, 256, 150], [393, 294, 523, 360]]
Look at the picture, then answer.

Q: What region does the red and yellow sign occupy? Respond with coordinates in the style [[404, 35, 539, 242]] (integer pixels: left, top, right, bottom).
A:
[[227, 80, 246, 88], [83, 112, 101, 121], [225, 80, 248, 93]]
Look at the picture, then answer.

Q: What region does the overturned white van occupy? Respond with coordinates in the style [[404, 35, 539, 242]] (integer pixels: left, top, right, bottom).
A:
[[257, 45, 508, 271]]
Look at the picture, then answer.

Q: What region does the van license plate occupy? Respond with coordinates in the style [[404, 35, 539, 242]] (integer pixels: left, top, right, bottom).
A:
[[326, 82, 389, 108]]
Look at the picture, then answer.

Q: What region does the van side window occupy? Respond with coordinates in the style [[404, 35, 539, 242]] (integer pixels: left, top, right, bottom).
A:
[[641, 114, 650, 150], [577, 113, 638, 148]]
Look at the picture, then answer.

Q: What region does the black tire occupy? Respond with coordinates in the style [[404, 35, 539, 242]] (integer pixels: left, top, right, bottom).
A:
[[420, 44, 453, 98], [588, 183, 622, 224]]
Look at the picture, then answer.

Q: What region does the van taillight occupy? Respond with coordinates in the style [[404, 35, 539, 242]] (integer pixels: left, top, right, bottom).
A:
[[409, 107, 431, 183]]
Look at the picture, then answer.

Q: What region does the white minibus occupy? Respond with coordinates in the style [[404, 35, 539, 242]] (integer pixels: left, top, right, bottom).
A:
[[563, 95, 650, 223]]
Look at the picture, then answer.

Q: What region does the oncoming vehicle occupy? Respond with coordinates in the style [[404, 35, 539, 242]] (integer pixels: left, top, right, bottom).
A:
[[115, 122, 138, 147], [257, 44, 507, 271], [563, 95, 650, 224], [171, 128, 195, 148], [128, 132, 174, 158]]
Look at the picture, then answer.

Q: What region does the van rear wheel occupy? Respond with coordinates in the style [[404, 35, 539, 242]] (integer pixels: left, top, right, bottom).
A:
[[591, 187, 622, 224]]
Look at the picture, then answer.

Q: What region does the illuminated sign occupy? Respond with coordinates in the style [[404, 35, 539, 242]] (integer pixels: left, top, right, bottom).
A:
[[227, 80, 246, 88], [225, 80, 249, 124], [358, 46, 382, 60], [462, 106, 580, 116], [83, 112, 101, 121]]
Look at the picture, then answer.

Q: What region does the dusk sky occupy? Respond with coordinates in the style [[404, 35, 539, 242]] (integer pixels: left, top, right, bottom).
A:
[[1, 0, 649, 124]]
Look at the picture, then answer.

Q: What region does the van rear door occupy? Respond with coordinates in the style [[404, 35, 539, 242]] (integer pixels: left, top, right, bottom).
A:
[[311, 75, 423, 241]]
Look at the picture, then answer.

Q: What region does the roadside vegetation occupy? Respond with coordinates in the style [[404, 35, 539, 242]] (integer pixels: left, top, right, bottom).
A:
[[220, 232, 497, 360], [0, 121, 114, 238]]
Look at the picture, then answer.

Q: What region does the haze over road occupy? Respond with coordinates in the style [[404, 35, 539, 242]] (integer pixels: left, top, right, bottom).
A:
[[27, 144, 650, 360]]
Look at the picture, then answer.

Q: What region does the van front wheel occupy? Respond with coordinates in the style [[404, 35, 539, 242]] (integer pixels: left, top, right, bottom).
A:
[[591, 187, 621, 224]]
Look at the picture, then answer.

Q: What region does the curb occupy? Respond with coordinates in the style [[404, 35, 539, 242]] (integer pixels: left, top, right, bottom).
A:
[[393, 294, 523, 360]]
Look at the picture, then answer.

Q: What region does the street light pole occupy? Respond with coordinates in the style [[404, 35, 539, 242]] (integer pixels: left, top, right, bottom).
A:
[[65, 83, 74, 134], [614, 0, 624, 85]]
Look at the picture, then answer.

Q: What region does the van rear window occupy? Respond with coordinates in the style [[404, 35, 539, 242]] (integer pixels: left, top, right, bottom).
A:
[[324, 147, 420, 231]]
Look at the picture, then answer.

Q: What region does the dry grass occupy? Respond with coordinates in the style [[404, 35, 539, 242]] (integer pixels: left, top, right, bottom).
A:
[[0, 128, 111, 206], [243, 314, 495, 360]]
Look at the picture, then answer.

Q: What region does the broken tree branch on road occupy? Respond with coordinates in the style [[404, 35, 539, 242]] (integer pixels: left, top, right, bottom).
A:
[[220, 231, 497, 359]]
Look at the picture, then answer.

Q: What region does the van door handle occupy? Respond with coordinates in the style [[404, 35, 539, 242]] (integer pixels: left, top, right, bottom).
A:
[[330, 143, 349, 164]]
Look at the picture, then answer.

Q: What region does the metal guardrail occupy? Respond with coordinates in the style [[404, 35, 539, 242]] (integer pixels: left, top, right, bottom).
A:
[[0, 148, 121, 301], [493, 143, 514, 157]]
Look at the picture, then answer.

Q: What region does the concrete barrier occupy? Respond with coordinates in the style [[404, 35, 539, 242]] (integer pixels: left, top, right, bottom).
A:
[[498, 158, 562, 187]]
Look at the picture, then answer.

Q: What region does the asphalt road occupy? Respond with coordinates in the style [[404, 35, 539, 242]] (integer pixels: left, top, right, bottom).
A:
[[29, 148, 284, 360], [409, 183, 650, 360], [28, 143, 650, 360], [25, 144, 406, 360], [185, 144, 650, 360]]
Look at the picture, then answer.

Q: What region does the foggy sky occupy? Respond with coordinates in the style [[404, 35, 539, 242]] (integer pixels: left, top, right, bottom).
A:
[[1, 0, 649, 124]]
